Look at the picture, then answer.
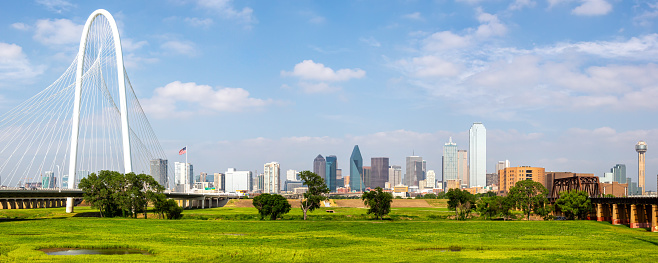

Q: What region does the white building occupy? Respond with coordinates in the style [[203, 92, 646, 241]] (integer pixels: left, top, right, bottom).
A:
[[225, 168, 252, 193], [443, 137, 458, 182], [175, 162, 193, 191], [469, 122, 486, 188], [264, 162, 280, 194], [286, 169, 298, 181], [600, 172, 614, 184], [426, 170, 436, 189], [388, 165, 402, 187], [496, 160, 510, 173]]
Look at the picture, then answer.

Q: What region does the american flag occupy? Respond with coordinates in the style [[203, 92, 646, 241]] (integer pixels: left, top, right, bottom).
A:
[[179, 147, 186, 155]]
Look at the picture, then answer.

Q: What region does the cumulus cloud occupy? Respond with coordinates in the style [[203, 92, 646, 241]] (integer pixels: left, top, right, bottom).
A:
[[36, 0, 75, 13], [184, 17, 214, 27], [142, 81, 273, 118], [33, 18, 82, 46], [11, 23, 30, 31], [195, 0, 256, 26], [572, 0, 612, 16], [282, 60, 365, 82], [423, 31, 470, 51], [475, 9, 508, 38], [0, 42, 44, 83]]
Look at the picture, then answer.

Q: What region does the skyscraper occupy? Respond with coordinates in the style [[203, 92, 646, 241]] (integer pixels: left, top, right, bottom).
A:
[[213, 173, 225, 190], [326, 155, 337, 192], [349, 145, 364, 192], [388, 165, 402, 186], [496, 160, 510, 173], [263, 162, 280, 194], [42, 171, 55, 188], [175, 162, 193, 192], [313, 154, 326, 180], [611, 164, 626, 184], [457, 150, 468, 186], [426, 170, 436, 188], [443, 138, 458, 182], [286, 170, 298, 181], [224, 168, 252, 193], [370, 157, 389, 189], [405, 156, 423, 187], [636, 141, 647, 195], [469, 122, 486, 187], [150, 159, 168, 188]]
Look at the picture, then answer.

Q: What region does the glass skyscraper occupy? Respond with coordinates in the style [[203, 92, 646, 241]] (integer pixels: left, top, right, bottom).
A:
[[443, 137, 458, 182], [349, 145, 364, 192], [370, 157, 389, 189], [469, 122, 486, 187], [405, 156, 423, 187], [150, 159, 168, 188], [325, 155, 337, 192], [611, 164, 626, 184], [313, 154, 326, 181]]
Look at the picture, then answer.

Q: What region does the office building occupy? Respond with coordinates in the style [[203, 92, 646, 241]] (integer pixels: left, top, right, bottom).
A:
[[496, 160, 510, 173], [426, 170, 436, 188], [213, 173, 225, 190], [313, 154, 326, 180], [636, 141, 647, 195], [443, 138, 458, 182], [285, 180, 303, 192], [600, 172, 614, 184], [150, 159, 168, 188], [175, 162, 193, 191], [486, 173, 498, 187], [42, 171, 56, 188], [457, 150, 468, 187], [389, 165, 402, 186], [363, 166, 372, 188], [225, 168, 252, 193], [263, 162, 280, 194], [611, 164, 626, 184], [469, 122, 486, 187], [326, 155, 337, 191], [199, 172, 208, 183], [349, 145, 364, 192], [286, 170, 298, 181], [370, 157, 389, 189], [405, 156, 424, 187], [499, 166, 545, 194]]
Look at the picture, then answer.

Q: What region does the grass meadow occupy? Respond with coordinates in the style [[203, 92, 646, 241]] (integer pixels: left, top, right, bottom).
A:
[[0, 200, 656, 262]]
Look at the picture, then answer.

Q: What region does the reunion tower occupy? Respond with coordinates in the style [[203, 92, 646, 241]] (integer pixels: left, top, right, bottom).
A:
[[635, 141, 647, 195]]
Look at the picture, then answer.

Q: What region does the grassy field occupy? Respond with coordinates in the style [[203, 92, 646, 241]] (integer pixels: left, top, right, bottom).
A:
[[0, 203, 657, 262]]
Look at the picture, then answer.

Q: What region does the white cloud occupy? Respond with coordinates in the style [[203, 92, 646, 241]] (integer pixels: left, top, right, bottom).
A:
[[475, 9, 507, 38], [397, 55, 463, 78], [184, 17, 214, 27], [402, 12, 423, 20], [282, 60, 365, 82], [142, 81, 273, 118], [33, 18, 82, 46], [0, 42, 44, 82], [359, 37, 381, 47], [423, 31, 471, 51], [11, 23, 30, 31], [161, 40, 197, 56], [36, 0, 75, 13], [121, 38, 148, 52], [509, 0, 536, 10], [298, 82, 341, 94], [571, 0, 612, 16], [195, 0, 256, 25]]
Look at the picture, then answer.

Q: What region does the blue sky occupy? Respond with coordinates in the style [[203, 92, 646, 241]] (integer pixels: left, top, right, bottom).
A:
[[1, 0, 658, 191]]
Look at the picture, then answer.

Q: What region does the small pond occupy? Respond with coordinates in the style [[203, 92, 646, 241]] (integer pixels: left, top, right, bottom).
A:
[[40, 248, 150, 255]]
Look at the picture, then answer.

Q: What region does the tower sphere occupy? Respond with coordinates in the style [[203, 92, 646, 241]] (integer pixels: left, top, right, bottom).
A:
[[636, 141, 647, 153]]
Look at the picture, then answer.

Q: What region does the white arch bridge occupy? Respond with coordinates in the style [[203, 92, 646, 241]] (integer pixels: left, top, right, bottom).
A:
[[0, 10, 171, 212]]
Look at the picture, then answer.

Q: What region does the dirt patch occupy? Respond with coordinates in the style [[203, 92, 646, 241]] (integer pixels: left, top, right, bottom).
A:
[[334, 199, 366, 208], [333, 199, 433, 208]]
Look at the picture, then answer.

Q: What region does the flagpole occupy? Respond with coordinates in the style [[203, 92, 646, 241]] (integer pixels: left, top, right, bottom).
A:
[[186, 145, 188, 192]]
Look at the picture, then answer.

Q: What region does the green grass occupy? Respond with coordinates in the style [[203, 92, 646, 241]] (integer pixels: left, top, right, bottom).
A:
[[0, 206, 657, 262]]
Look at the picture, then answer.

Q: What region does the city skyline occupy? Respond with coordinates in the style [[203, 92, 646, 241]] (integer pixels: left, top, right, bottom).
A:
[[0, 1, 657, 191]]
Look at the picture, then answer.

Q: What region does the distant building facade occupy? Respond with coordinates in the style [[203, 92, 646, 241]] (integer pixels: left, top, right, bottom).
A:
[[326, 155, 337, 192], [175, 162, 193, 191], [405, 156, 424, 187], [370, 157, 389, 189], [469, 122, 486, 187], [457, 150, 468, 187], [499, 166, 545, 194], [263, 162, 280, 194], [443, 138, 458, 182], [388, 165, 402, 187], [213, 173, 225, 190], [313, 155, 326, 181], [426, 170, 436, 189], [224, 168, 252, 193], [349, 145, 364, 192], [150, 159, 168, 188]]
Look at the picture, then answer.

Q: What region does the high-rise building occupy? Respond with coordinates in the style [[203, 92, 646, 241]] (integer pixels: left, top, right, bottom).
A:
[[611, 164, 626, 184], [213, 173, 225, 190], [326, 155, 337, 192], [370, 157, 389, 189], [224, 168, 252, 193], [263, 162, 280, 194], [150, 159, 168, 188], [349, 145, 364, 192], [313, 155, 326, 180], [405, 156, 423, 187], [199, 172, 208, 183], [426, 170, 436, 188], [486, 173, 498, 187], [636, 141, 647, 195], [469, 122, 486, 187], [286, 170, 298, 181], [496, 160, 510, 173], [174, 162, 193, 191], [443, 138, 458, 182], [42, 171, 56, 188], [499, 166, 545, 194], [388, 165, 402, 186], [363, 166, 372, 188], [457, 150, 468, 186]]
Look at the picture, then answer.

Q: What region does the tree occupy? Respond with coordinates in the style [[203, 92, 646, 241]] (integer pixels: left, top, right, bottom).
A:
[[446, 188, 476, 220], [252, 193, 291, 220], [361, 187, 393, 220], [508, 180, 549, 221], [477, 196, 501, 220], [555, 190, 591, 220], [298, 171, 330, 220]]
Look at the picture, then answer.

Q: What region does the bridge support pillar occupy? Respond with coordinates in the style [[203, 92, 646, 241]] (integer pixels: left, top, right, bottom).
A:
[[596, 204, 603, 221], [631, 204, 638, 228], [202, 198, 205, 209], [0, 200, 7, 209], [651, 205, 658, 232], [612, 204, 620, 225], [66, 197, 74, 213]]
